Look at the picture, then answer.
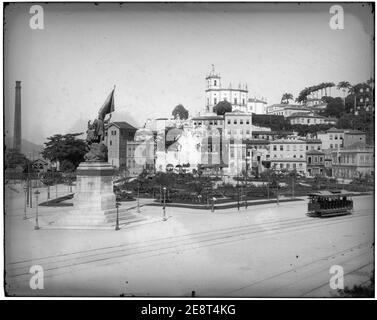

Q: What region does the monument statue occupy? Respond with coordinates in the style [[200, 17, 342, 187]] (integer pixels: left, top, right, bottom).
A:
[[53, 86, 145, 228], [84, 87, 115, 162]]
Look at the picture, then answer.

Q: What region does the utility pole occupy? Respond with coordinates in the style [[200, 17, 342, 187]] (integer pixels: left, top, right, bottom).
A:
[[244, 157, 248, 209]]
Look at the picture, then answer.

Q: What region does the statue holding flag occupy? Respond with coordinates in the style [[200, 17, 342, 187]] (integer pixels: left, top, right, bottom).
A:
[[84, 87, 115, 162]]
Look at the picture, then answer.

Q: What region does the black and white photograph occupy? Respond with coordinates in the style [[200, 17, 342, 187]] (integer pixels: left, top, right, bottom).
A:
[[2, 2, 375, 299]]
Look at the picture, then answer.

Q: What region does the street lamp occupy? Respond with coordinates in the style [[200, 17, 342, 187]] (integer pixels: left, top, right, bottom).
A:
[[237, 184, 240, 211], [137, 182, 140, 213], [34, 190, 40, 230], [115, 202, 121, 231], [23, 184, 28, 220], [162, 187, 167, 221]]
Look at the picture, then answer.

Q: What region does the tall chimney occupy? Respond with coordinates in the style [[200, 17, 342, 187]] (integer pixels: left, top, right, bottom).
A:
[[13, 81, 22, 151]]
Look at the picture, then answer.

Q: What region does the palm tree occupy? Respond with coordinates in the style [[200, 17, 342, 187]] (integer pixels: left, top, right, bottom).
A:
[[337, 81, 351, 102], [319, 83, 326, 98], [348, 85, 358, 114], [326, 82, 335, 97], [281, 93, 293, 104]]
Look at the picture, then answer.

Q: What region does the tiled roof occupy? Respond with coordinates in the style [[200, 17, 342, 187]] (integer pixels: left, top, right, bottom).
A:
[[108, 121, 137, 130], [326, 127, 344, 133], [288, 112, 324, 119], [192, 115, 224, 120]]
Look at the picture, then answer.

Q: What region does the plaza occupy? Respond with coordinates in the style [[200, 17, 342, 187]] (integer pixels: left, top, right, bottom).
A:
[[4, 183, 374, 297]]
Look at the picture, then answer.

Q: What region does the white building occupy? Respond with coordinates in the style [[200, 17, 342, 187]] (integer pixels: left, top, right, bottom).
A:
[[155, 127, 204, 173], [247, 97, 268, 114], [267, 104, 312, 117], [288, 113, 337, 126], [205, 65, 248, 112], [269, 136, 307, 174], [223, 110, 253, 140]]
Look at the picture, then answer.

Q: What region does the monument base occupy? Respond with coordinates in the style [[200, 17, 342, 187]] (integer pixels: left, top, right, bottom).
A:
[[53, 161, 145, 228]]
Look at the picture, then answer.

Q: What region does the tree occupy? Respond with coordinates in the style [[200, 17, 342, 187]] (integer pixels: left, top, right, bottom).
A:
[[213, 100, 232, 115], [172, 104, 189, 120], [281, 93, 293, 104], [337, 81, 351, 106], [41, 133, 87, 171], [5, 148, 31, 171], [296, 87, 311, 104], [322, 97, 345, 118]]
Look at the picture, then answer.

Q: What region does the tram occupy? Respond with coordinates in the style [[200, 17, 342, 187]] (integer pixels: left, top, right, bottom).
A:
[[307, 190, 354, 218]]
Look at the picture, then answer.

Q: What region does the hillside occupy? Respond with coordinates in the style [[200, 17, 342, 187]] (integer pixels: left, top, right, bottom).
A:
[[4, 137, 44, 158]]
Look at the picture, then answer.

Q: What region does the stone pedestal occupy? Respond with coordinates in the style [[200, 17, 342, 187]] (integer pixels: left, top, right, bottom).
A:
[[55, 162, 144, 228]]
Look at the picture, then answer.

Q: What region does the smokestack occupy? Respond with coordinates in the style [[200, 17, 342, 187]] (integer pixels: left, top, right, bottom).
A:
[[13, 81, 22, 151]]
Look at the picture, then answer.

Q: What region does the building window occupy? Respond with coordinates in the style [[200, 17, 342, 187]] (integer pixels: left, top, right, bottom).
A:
[[110, 140, 112, 146], [234, 120, 237, 125], [280, 145, 283, 151], [246, 120, 250, 125], [240, 120, 243, 125], [234, 98, 237, 105], [273, 145, 277, 151], [228, 120, 231, 124], [214, 98, 217, 105], [214, 80, 217, 86]]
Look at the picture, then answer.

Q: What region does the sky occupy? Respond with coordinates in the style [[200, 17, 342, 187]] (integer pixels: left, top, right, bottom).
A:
[[3, 2, 374, 145]]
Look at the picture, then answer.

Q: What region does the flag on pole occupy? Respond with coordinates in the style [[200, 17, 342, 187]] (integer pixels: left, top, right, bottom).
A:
[[98, 87, 115, 118]]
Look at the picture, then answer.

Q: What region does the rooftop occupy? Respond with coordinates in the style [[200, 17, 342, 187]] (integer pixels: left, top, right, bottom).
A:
[[288, 112, 324, 119], [107, 121, 137, 130], [192, 115, 224, 121], [326, 127, 344, 133]]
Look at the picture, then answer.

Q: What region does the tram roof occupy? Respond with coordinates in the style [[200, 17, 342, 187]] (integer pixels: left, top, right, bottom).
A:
[[308, 190, 355, 198]]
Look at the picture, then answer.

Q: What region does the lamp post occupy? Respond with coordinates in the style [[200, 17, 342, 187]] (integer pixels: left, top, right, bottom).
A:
[[23, 185, 28, 220], [237, 184, 240, 211], [291, 174, 295, 199], [137, 182, 140, 213], [34, 190, 40, 230], [211, 197, 215, 213], [162, 187, 167, 221], [276, 183, 279, 206], [115, 202, 120, 231]]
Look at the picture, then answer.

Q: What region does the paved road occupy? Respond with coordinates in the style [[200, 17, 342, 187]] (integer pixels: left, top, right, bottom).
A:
[[4, 185, 374, 297]]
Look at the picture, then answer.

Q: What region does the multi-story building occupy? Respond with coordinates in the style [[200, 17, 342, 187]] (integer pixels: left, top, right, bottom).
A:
[[306, 150, 326, 176], [251, 130, 292, 141], [316, 128, 344, 150], [288, 113, 337, 126], [106, 121, 137, 169], [316, 128, 366, 150], [224, 110, 253, 140], [267, 104, 312, 117], [192, 114, 224, 133], [205, 65, 248, 113], [349, 82, 374, 115], [305, 138, 322, 152], [245, 139, 271, 175], [269, 137, 307, 174], [344, 130, 366, 148], [331, 142, 374, 179], [247, 97, 268, 114], [225, 140, 246, 176]]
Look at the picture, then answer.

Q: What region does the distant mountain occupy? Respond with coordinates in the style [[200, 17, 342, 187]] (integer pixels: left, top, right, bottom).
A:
[[4, 137, 44, 159]]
